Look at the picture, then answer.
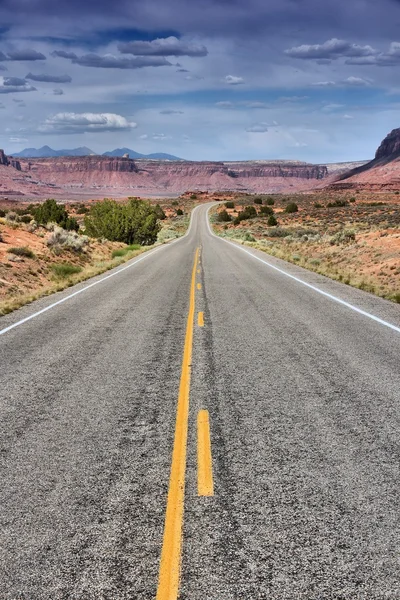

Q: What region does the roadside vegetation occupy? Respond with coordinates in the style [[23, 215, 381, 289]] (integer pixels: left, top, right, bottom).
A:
[[0, 195, 193, 315], [211, 190, 400, 303]]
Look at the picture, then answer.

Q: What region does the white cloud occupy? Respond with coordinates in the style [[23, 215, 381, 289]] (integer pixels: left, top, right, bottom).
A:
[[223, 75, 244, 85], [39, 112, 137, 133]]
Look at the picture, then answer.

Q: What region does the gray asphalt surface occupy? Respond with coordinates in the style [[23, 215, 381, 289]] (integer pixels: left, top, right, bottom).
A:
[[1, 204, 400, 599]]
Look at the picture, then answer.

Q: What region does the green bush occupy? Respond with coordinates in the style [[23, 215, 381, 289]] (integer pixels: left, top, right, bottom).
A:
[[233, 216, 241, 225], [284, 202, 299, 214], [0, 209, 6, 218], [314, 202, 323, 208], [225, 201, 235, 209], [176, 208, 184, 216], [51, 263, 82, 278], [154, 204, 166, 220], [267, 215, 278, 226], [327, 200, 348, 208], [19, 215, 32, 224], [253, 197, 263, 205], [260, 205, 274, 216], [349, 197, 356, 203], [33, 199, 79, 231], [84, 198, 160, 245], [190, 194, 197, 200], [8, 246, 35, 258], [218, 209, 231, 222], [171, 200, 179, 206], [265, 197, 275, 206], [238, 205, 257, 221]]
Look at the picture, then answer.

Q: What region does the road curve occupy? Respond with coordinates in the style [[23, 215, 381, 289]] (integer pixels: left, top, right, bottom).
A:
[[1, 203, 399, 599]]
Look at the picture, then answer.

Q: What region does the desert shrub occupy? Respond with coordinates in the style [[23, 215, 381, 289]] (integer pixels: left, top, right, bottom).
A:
[[171, 200, 179, 206], [330, 229, 356, 245], [176, 208, 184, 216], [238, 205, 257, 221], [154, 204, 166, 220], [265, 197, 275, 206], [233, 216, 241, 225], [19, 215, 32, 224], [190, 194, 197, 200], [51, 263, 82, 278], [243, 232, 255, 242], [265, 227, 291, 238], [349, 197, 356, 203], [253, 197, 263, 205], [0, 209, 5, 218], [33, 199, 79, 231], [8, 246, 35, 258], [260, 205, 274, 216], [267, 215, 278, 226], [225, 201, 234, 209], [327, 200, 348, 208], [218, 209, 231, 222], [111, 244, 140, 258], [314, 202, 323, 208], [0, 230, 3, 242], [47, 226, 89, 252], [6, 211, 18, 222], [284, 202, 299, 213], [84, 198, 160, 245]]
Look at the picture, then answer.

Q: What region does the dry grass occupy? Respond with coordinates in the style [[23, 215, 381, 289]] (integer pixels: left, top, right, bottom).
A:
[[212, 190, 400, 304]]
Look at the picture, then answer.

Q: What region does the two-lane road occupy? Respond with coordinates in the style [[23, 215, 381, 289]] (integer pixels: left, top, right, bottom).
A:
[[1, 204, 399, 599]]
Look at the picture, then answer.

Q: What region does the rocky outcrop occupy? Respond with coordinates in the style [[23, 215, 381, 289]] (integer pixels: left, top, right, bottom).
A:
[[375, 128, 400, 160], [332, 127, 400, 190], [24, 156, 139, 174], [0, 149, 21, 170]]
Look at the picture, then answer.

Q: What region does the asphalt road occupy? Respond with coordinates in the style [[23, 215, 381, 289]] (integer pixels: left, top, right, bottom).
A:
[[1, 204, 400, 599]]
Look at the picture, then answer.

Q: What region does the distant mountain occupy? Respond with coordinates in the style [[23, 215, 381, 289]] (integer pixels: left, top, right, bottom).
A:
[[102, 147, 183, 161], [12, 145, 95, 158]]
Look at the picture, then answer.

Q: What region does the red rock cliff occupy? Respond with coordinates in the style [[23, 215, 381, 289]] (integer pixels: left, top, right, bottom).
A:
[[375, 128, 400, 160]]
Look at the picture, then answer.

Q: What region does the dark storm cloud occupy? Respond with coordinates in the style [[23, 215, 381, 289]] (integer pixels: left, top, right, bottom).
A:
[[26, 72, 72, 83], [118, 37, 208, 57], [51, 50, 78, 60], [4, 49, 46, 61], [3, 77, 27, 86], [0, 83, 36, 93], [70, 53, 171, 69], [285, 38, 377, 60]]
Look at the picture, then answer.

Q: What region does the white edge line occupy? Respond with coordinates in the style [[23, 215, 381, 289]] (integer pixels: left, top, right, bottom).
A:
[[0, 205, 201, 336], [206, 206, 400, 335]]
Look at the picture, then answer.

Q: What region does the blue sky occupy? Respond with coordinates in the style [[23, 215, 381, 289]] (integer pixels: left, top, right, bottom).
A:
[[1, 0, 400, 161]]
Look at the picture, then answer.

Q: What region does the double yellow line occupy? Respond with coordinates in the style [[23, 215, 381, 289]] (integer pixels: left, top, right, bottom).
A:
[[156, 248, 213, 600]]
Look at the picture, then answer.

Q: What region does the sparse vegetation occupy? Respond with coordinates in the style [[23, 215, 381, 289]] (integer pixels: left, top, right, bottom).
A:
[[225, 201, 235, 209], [111, 244, 141, 258], [51, 263, 82, 278], [8, 246, 35, 258]]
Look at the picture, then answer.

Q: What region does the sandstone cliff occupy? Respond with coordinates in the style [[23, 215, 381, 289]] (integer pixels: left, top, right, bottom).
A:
[[333, 128, 400, 190]]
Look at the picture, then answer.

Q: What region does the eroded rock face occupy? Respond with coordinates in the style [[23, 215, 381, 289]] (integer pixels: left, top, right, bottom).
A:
[[4, 156, 333, 197], [25, 156, 139, 173], [0, 149, 21, 170], [375, 128, 400, 160]]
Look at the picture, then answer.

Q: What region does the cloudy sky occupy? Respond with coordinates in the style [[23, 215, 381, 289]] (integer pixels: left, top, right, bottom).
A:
[[1, 0, 400, 161]]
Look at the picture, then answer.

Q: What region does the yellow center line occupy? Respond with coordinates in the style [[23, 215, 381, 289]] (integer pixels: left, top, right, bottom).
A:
[[156, 247, 199, 600], [198, 311, 204, 327], [197, 410, 214, 496], [197, 283, 202, 290]]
